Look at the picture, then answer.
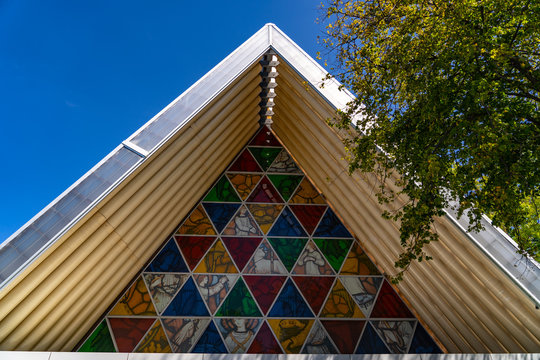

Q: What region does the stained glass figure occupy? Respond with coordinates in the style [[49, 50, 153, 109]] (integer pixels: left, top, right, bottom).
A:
[[289, 204, 327, 235], [267, 149, 302, 174], [109, 276, 157, 316], [340, 242, 380, 275], [313, 208, 352, 238], [143, 274, 188, 314], [222, 237, 262, 271], [194, 239, 238, 274], [194, 274, 238, 314], [109, 317, 155, 352], [267, 174, 303, 201], [268, 279, 314, 318], [248, 147, 282, 171], [217, 318, 262, 353], [135, 320, 172, 353], [162, 318, 210, 353], [246, 176, 283, 203], [203, 175, 241, 202], [78, 320, 115, 352], [215, 278, 262, 317], [247, 204, 284, 234], [268, 237, 307, 271], [244, 239, 287, 274], [370, 281, 414, 318], [267, 207, 307, 237], [192, 320, 228, 353], [176, 204, 216, 235], [202, 203, 241, 233], [289, 178, 325, 204], [320, 279, 363, 318], [340, 276, 382, 317], [292, 276, 335, 315], [250, 126, 281, 147], [314, 238, 352, 272], [292, 241, 334, 275], [321, 320, 365, 354], [372, 320, 416, 354], [146, 238, 189, 273], [409, 323, 442, 353], [223, 206, 262, 236], [244, 275, 287, 314], [228, 149, 263, 172], [162, 277, 209, 316], [356, 322, 389, 354], [247, 321, 282, 354], [301, 321, 337, 354], [175, 236, 216, 270], [268, 319, 314, 354], [227, 173, 262, 200]]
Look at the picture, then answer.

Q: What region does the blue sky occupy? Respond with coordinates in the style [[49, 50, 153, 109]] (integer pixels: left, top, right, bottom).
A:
[[0, 1, 328, 241]]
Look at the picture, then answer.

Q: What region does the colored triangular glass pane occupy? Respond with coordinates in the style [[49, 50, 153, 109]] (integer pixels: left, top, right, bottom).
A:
[[145, 238, 189, 273], [222, 237, 262, 271], [267, 149, 302, 174], [228, 149, 263, 172], [244, 275, 287, 314], [267, 174, 303, 201], [246, 204, 283, 234], [227, 173, 262, 200], [321, 320, 365, 354], [247, 321, 283, 354], [193, 274, 238, 314], [175, 235, 216, 270], [246, 176, 283, 203], [162, 277, 209, 316], [109, 276, 157, 316], [135, 319, 171, 353], [202, 203, 241, 233], [216, 318, 263, 353], [370, 280, 414, 318], [340, 242, 380, 275], [356, 322, 390, 354], [244, 239, 288, 274], [108, 318, 155, 352], [267, 207, 307, 237], [409, 323, 442, 354], [320, 279, 363, 318], [289, 204, 327, 235], [341, 276, 383, 317], [371, 320, 416, 353], [289, 178, 325, 204], [162, 318, 210, 353], [250, 126, 281, 146], [203, 175, 241, 202], [176, 204, 216, 235], [249, 147, 282, 171], [192, 320, 228, 353], [268, 279, 314, 317], [292, 276, 335, 315], [314, 238, 353, 272], [194, 239, 238, 273], [268, 237, 307, 271], [215, 278, 262, 317], [223, 205, 262, 236], [292, 241, 334, 275], [143, 273, 188, 314], [301, 321, 338, 354], [313, 208, 352, 238], [78, 320, 115, 352], [268, 319, 314, 354]]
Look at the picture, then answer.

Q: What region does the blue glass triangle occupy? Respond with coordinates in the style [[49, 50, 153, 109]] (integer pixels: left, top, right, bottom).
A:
[[145, 238, 189, 272], [409, 324, 442, 354], [162, 277, 209, 316], [313, 208, 352, 238], [268, 278, 314, 317], [267, 207, 307, 237], [202, 203, 241, 233], [192, 320, 228, 353], [356, 322, 389, 354]]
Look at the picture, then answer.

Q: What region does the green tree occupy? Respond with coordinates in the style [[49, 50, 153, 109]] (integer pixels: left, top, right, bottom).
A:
[[320, 0, 539, 281]]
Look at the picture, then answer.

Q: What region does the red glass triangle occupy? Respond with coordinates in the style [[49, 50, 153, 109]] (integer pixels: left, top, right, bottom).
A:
[[289, 205, 327, 235], [244, 275, 287, 314], [321, 320, 365, 354], [174, 236, 216, 270], [222, 237, 262, 271], [292, 276, 334, 315], [250, 126, 281, 146], [246, 176, 283, 203], [370, 280, 414, 318], [229, 149, 263, 172], [247, 321, 283, 354], [109, 317, 155, 352]]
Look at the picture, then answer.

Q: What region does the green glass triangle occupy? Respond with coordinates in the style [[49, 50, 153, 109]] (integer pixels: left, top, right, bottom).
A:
[[204, 176, 241, 202], [215, 278, 262, 317], [78, 320, 116, 352], [267, 174, 304, 201], [314, 238, 353, 272], [268, 237, 308, 271], [249, 147, 282, 171]]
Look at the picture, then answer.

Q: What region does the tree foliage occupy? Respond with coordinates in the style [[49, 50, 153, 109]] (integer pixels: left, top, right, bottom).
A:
[[320, 0, 540, 281]]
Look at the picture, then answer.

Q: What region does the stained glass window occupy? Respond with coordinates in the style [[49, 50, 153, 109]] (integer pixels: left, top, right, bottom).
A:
[[78, 126, 442, 354]]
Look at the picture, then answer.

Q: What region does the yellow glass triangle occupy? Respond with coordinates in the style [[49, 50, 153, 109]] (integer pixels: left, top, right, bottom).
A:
[[109, 276, 157, 316], [135, 320, 172, 353], [340, 242, 380, 275], [227, 173, 262, 200], [194, 239, 238, 273], [246, 204, 284, 234], [267, 319, 314, 354], [176, 204, 217, 235], [289, 178, 325, 204], [320, 279, 363, 318]]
